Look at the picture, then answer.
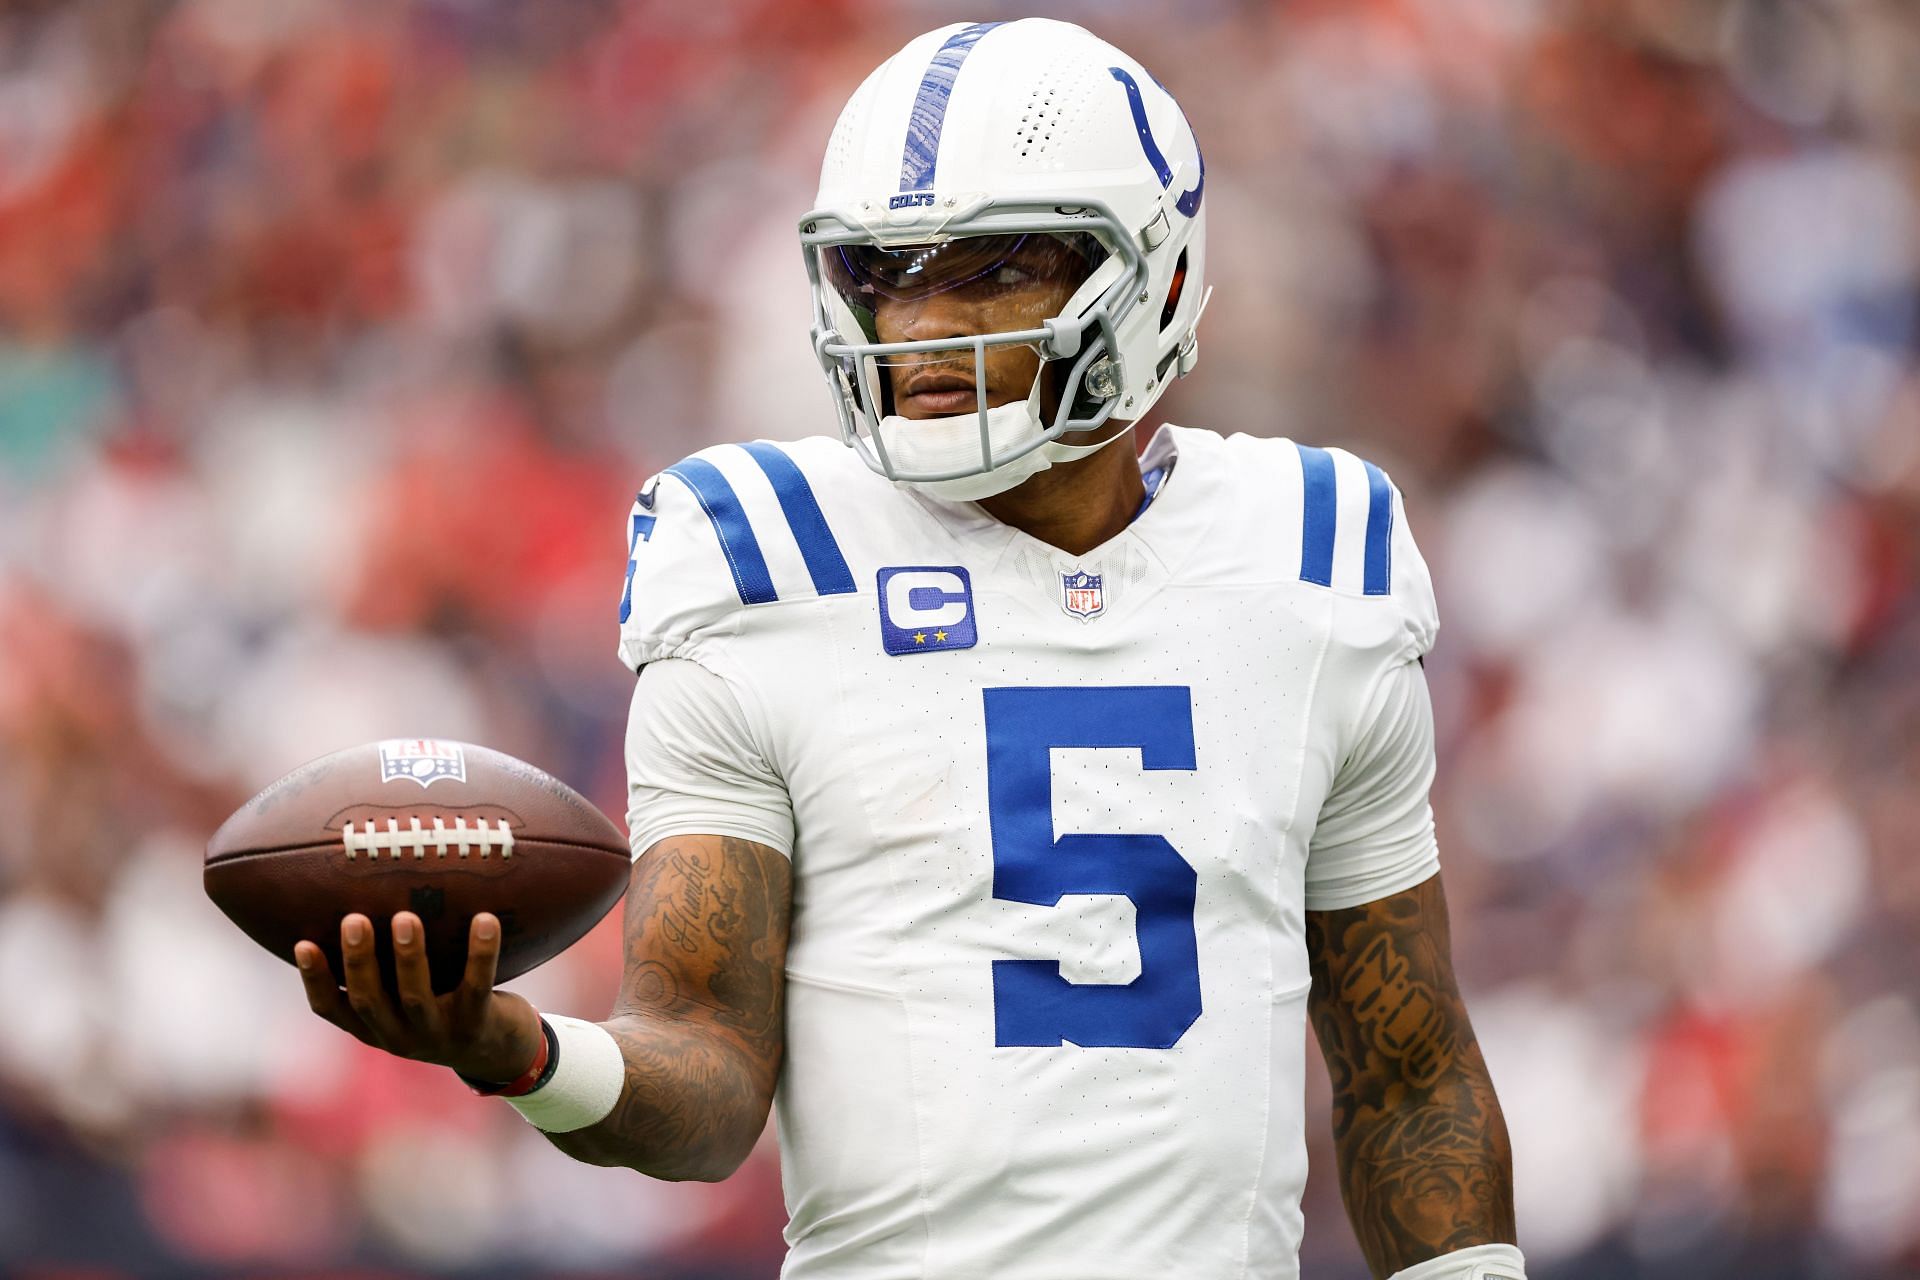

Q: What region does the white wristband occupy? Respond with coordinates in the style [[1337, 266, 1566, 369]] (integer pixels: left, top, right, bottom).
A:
[[1388, 1243, 1528, 1280], [506, 1014, 625, 1133]]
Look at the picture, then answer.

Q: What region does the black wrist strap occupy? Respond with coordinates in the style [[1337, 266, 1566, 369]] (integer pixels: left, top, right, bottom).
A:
[[458, 1015, 560, 1096]]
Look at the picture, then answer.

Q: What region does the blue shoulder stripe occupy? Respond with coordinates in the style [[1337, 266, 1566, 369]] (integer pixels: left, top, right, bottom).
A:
[[738, 442, 857, 597], [664, 458, 778, 606], [1361, 461, 1394, 596], [1296, 444, 1337, 588]]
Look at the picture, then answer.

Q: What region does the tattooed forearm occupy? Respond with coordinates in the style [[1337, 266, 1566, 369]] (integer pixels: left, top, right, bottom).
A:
[[1306, 874, 1515, 1277], [543, 835, 791, 1182]]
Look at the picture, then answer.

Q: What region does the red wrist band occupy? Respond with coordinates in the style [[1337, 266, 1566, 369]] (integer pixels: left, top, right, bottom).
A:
[[462, 1015, 552, 1097]]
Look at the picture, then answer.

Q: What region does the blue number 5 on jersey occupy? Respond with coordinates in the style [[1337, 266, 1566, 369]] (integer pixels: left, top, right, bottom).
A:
[[983, 686, 1202, 1049]]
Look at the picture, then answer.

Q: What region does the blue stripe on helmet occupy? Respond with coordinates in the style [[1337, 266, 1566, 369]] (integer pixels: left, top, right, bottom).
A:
[[664, 458, 778, 606], [898, 22, 1005, 194], [1108, 66, 1204, 218], [1296, 444, 1337, 588], [1361, 461, 1394, 596], [738, 442, 857, 597]]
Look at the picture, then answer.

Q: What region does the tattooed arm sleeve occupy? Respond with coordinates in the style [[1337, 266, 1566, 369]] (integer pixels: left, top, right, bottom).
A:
[[540, 833, 791, 1181], [1305, 872, 1516, 1277]]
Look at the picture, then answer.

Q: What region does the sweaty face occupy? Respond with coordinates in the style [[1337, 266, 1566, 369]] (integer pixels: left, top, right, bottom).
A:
[[825, 234, 1101, 420]]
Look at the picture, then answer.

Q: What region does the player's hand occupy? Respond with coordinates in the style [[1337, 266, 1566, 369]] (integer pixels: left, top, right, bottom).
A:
[[294, 911, 543, 1084]]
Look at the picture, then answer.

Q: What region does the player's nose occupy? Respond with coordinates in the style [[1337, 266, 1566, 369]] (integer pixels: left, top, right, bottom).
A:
[[878, 289, 984, 344]]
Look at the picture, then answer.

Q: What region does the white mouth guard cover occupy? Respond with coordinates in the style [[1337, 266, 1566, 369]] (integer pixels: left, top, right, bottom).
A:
[[875, 372, 1052, 501]]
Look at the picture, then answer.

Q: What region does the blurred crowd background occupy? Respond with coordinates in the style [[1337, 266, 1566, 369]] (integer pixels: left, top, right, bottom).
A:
[[0, 0, 1915, 1276]]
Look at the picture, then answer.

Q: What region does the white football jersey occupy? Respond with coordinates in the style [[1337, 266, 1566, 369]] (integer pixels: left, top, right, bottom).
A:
[[616, 425, 1441, 1280]]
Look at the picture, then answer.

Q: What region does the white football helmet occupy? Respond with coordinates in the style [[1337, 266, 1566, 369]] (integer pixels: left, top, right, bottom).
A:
[[801, 18, 1208, 500]]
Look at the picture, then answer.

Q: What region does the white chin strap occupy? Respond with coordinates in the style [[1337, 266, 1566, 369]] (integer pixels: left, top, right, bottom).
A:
[[879, 374, 1131, 503]]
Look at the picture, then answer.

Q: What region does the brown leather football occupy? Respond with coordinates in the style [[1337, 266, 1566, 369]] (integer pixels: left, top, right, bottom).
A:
[[206, 739, 629, 994]]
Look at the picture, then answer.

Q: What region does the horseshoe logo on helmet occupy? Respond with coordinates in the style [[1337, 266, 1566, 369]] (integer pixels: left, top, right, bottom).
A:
[[1108, 67, 1205, 219]]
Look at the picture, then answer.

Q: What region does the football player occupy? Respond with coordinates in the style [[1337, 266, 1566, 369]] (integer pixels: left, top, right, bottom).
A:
[[298, 19, 1524, 1280]]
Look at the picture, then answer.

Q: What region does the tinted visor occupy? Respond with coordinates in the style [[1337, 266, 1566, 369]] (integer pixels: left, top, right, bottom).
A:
[[825, 232, 1104, 306]]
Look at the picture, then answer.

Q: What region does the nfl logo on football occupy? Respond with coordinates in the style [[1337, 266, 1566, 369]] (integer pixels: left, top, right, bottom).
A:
[[1061, 570, 1105, 622], [378, 739, 468, 788]]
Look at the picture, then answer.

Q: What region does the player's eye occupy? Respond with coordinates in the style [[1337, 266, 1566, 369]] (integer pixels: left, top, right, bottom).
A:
[[992, 264, 1035, 287]]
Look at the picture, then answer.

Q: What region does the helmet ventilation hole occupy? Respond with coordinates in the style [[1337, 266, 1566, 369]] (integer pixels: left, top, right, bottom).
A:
[[1011, 59, 1099, 164], [826, 75, 875, 171]]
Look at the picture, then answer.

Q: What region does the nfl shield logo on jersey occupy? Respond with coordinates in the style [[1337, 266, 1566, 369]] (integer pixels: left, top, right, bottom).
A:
[[378, 739, 468, 788], [1061, 570, 1105, 621]]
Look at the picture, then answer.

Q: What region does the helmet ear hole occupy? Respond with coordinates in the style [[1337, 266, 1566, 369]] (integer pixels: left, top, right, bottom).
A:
[[1160, 248, 1188, 332]]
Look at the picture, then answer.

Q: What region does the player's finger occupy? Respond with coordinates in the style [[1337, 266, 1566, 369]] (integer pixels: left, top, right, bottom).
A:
[[389, 912, 444, 1038], [294, 941, 376, 1044], [339, 913, 407, 1048], [452, 912, 502, 1028]]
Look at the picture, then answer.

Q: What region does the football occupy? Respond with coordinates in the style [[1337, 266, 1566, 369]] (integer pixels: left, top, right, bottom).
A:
[[206, 739, 630, 994]]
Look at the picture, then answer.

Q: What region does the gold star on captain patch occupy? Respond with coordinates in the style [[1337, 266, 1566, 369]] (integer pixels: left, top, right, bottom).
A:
[[934, 630, 948, 642], [913, 632, 927, 644]]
